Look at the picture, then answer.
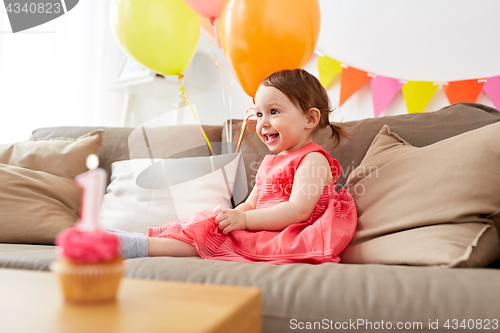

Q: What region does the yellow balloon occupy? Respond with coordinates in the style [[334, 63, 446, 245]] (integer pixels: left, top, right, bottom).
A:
[[110, 0, 200, 76]]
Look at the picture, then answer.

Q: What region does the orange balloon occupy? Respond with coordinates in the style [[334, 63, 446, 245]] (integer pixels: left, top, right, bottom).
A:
[[220, 0, 321, 97]]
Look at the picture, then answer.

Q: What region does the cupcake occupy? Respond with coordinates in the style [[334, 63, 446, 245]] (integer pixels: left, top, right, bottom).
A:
[[51, 228, 124, 304], [51, 154, 125, 304]]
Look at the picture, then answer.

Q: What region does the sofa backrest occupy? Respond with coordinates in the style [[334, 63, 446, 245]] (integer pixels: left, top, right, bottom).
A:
[[29, 125, 222, 185], [30, 103, 500, 190], [225, 103, 500, 192]]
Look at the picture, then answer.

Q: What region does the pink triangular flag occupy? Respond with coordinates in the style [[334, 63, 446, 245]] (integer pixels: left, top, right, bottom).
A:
[[371, 75, 404, 118], [483, 75, 500, 110]]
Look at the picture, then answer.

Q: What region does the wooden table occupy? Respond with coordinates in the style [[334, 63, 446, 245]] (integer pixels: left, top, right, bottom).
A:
[[0, 268, 261, 333]]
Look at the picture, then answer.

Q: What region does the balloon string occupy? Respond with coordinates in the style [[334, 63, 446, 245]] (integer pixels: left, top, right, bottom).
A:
[[173, 74, 214, 155], [246, 113, 257, 131], [206, 23, 234, 147], [234, 100, 255, 153], [214, 25, 230, 148]]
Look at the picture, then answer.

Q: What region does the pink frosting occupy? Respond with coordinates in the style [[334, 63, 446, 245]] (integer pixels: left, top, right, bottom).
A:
[[56, 228, 121, 263]]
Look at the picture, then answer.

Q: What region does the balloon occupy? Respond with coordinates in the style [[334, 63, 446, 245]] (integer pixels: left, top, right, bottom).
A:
[[200, 17, 221, 48], [183, 0, 226, 21], [220, 0, 321, 97], [110, 0, 200, 76]]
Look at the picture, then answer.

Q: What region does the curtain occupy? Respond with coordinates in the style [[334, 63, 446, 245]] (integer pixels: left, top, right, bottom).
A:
[[0, 0, 125, 144]]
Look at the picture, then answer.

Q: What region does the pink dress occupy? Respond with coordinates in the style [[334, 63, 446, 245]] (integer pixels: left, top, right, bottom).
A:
[[148, 142, 357, 264]]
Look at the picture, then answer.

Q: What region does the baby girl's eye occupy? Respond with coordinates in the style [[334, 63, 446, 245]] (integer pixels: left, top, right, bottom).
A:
[[256, 112, 263, 118], [271, 109, 279, 115]]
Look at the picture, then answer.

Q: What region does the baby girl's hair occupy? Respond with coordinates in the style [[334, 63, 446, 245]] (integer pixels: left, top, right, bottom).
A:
[[261, 68, 350, 149]]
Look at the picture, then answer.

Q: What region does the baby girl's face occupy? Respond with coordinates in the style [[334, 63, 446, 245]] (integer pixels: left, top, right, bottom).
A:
[[254, 85, 310, 154]]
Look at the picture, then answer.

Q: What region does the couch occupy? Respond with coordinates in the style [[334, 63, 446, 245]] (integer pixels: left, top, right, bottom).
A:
[[1, 103, 500, 332]]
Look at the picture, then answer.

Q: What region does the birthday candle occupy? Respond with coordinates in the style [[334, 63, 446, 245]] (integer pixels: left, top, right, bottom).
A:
[[74, 154, 107, 232]]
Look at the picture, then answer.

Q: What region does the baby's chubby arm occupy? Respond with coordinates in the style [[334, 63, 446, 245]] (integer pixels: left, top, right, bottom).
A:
[[214, 185, 258, 235], [215, 152, 332, 234], [245, 152, 332, 231]]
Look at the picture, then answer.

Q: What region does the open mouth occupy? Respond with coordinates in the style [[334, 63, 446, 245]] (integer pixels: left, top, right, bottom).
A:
[[264, 133, 279, 144]]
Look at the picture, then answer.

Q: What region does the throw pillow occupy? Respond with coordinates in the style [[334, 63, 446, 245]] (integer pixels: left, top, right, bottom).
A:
[[0, 130, 104, 180], [341, 123, 500, 267], [99, 153, 247, 233], [0, 164, 80, 244]]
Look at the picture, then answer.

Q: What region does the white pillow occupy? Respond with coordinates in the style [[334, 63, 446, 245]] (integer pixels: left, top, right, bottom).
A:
[[99, 154, 247, 233]]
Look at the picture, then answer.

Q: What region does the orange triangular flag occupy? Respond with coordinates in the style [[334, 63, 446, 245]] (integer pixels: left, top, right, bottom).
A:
[[339, 66, 371, 106], [443, 79, 485, 104]]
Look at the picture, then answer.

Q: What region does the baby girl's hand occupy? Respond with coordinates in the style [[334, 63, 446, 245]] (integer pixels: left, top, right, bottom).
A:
[[215, 209, 247, 235], [213, 205, 229, 216]]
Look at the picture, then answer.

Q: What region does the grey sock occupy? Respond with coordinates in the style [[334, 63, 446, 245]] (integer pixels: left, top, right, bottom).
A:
[[107, 229, 149, 259], [106, 228, 145, 236]]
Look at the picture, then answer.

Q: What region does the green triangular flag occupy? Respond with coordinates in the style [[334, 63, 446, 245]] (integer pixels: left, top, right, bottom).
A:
[[402, 81, 438, 114], [317, 55, 342, 89]]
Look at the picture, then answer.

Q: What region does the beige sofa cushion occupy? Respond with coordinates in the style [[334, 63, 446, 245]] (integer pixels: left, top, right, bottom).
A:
[[0, 130, 106, 244], [0, 130, 104, 180], [0, 164, 80, 244], [341, 123, 500, 267]]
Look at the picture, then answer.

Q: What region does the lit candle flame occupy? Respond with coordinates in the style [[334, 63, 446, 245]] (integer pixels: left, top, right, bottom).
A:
[[86, 154, 99, 170]]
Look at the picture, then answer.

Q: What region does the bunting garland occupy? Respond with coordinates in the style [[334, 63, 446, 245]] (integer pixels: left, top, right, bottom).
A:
[[371, 75, 404, 117], [317, 55, 342, 89], [443, 79, 485, 105], [483, 75, 500, 109], [317, 55, 500, 117], [339, 65, 371, 106], [402, 81, 438, 114]]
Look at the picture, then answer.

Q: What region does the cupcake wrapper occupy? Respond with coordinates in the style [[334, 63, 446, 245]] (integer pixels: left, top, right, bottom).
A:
[[50, 260, 125, 304]]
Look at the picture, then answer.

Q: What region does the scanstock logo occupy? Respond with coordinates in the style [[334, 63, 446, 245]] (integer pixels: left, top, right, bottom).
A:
[[3, 0, 79, 33]]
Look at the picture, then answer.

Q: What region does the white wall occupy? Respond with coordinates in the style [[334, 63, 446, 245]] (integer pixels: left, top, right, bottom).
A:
[[314, 0, 500, 122], [120, 36, 252, 129]]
